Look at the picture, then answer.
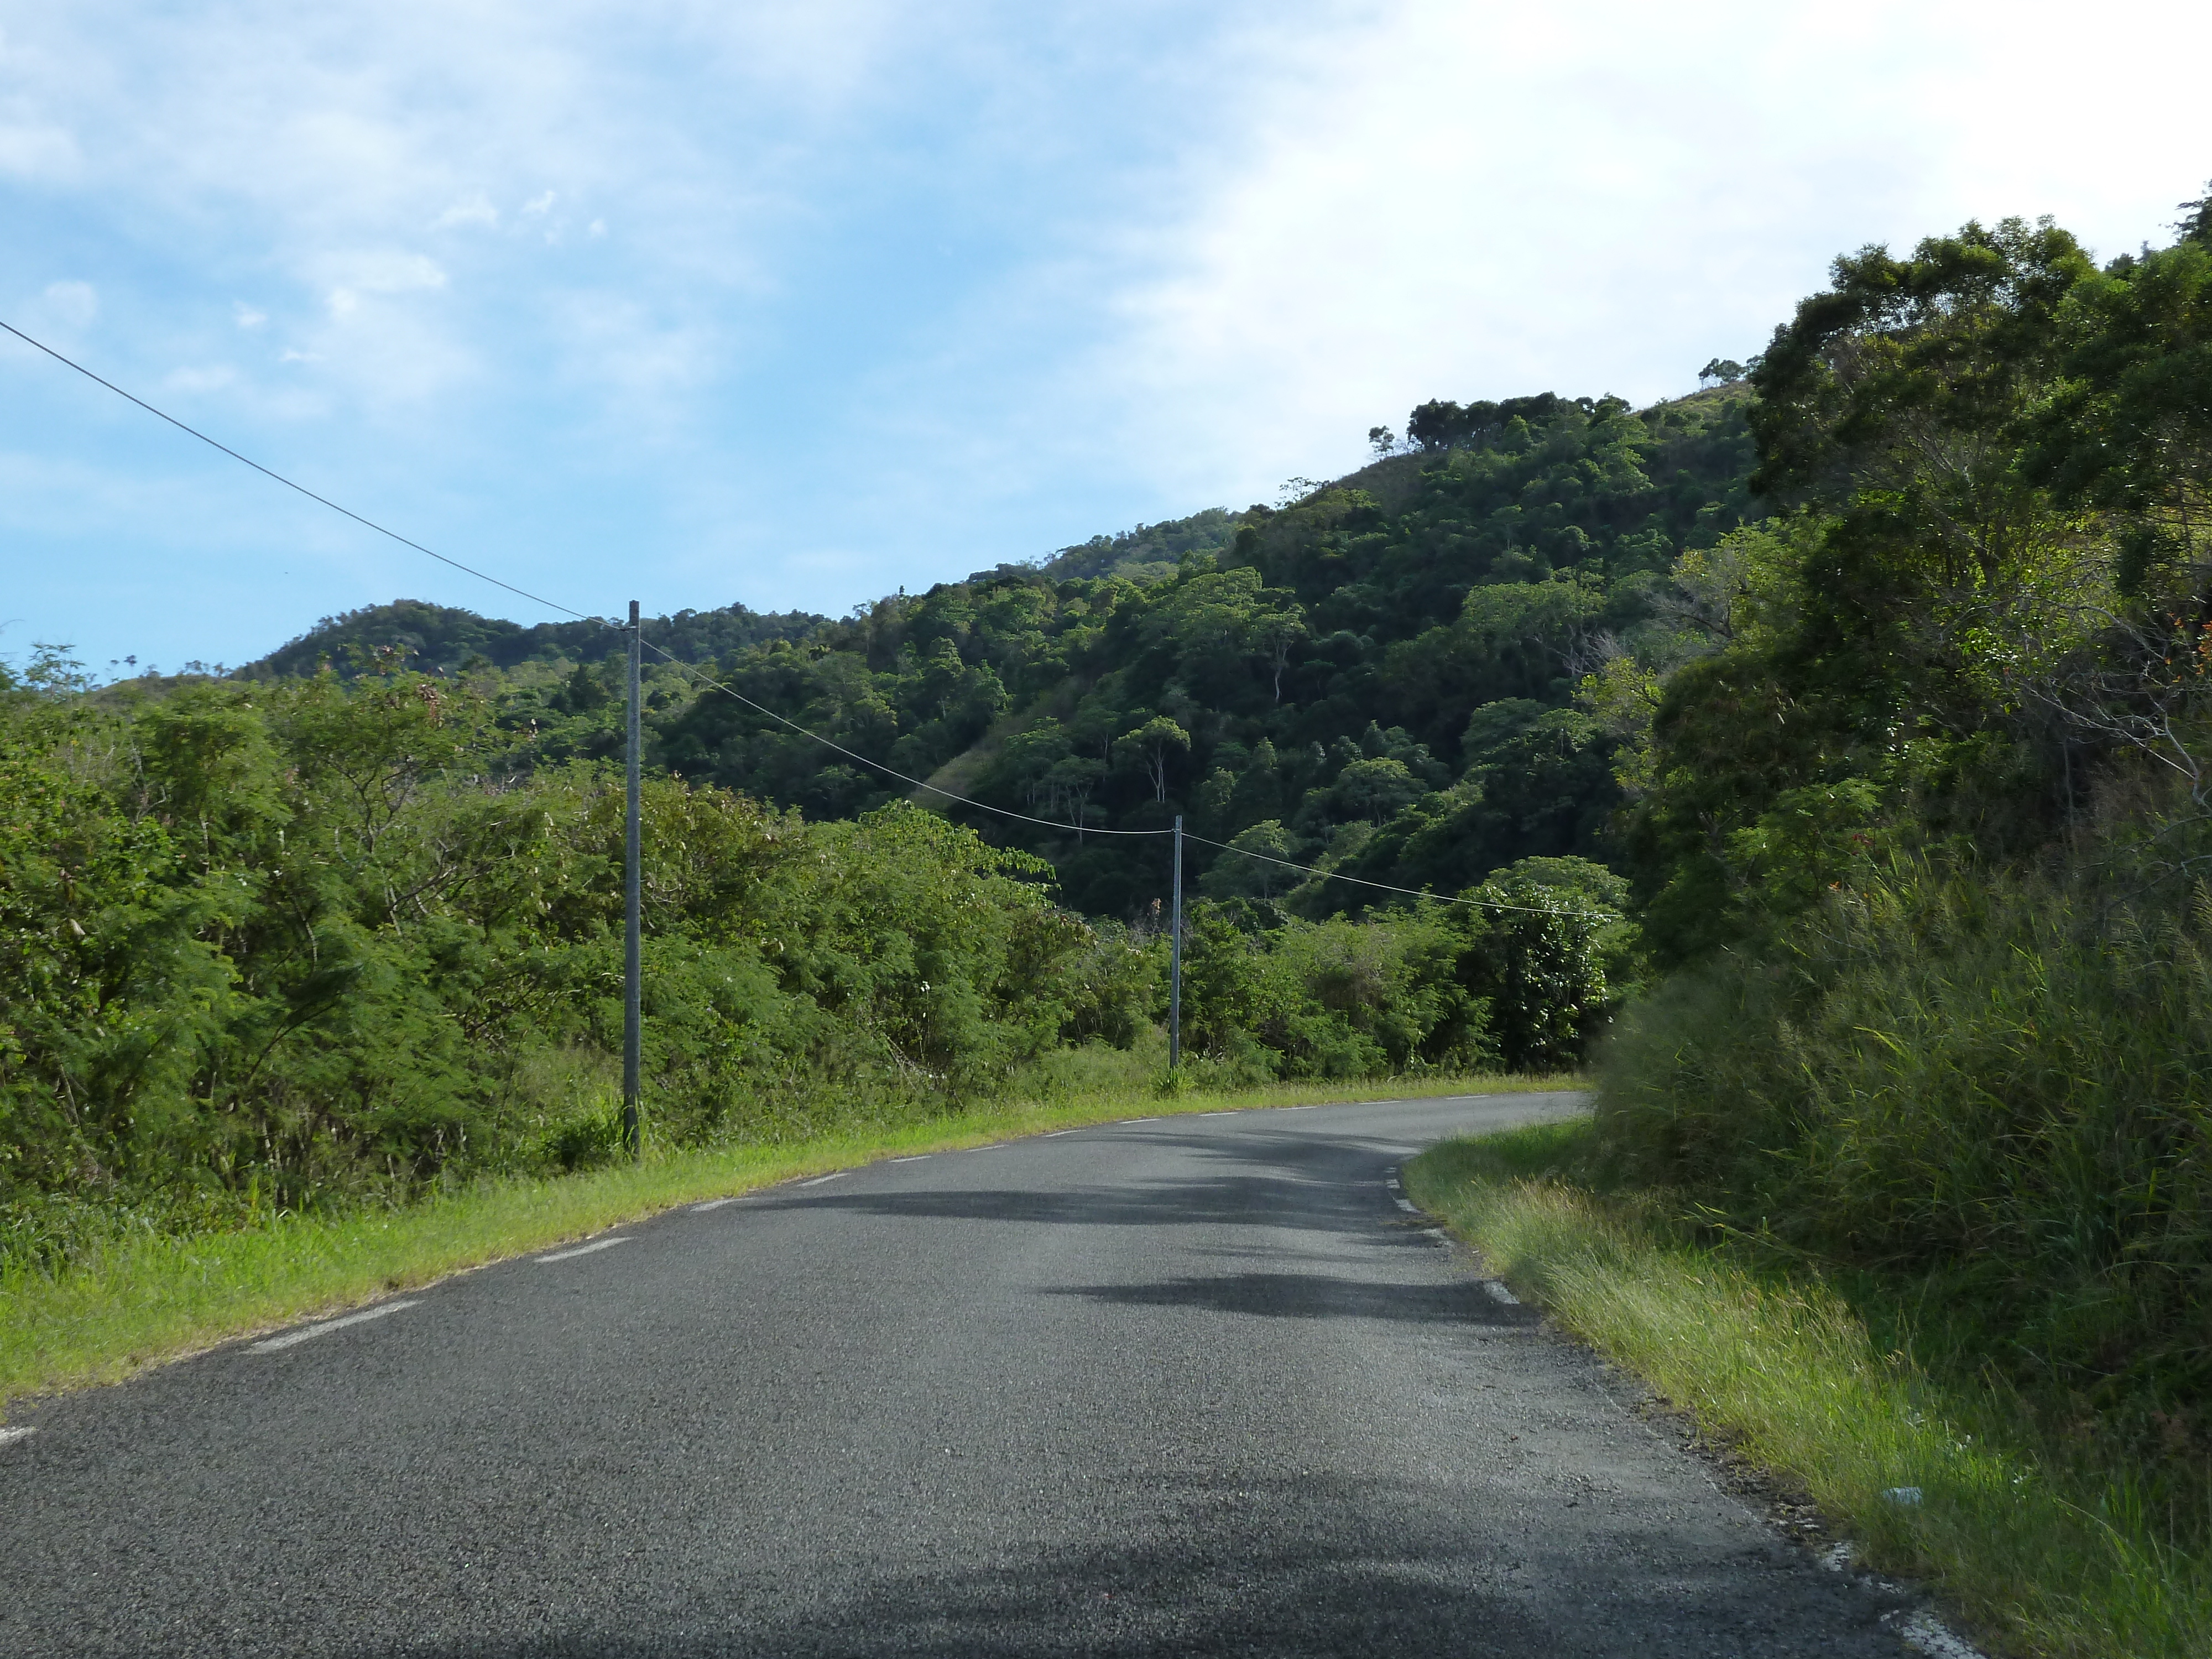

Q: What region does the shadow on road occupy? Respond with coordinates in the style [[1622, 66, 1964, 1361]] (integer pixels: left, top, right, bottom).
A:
[[1040, 1268, 1521, 1327], [324, 1469, 1892, 1658]]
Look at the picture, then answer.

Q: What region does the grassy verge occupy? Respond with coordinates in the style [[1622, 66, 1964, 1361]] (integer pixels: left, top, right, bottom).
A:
[[1405, 1119, 2212, 1659], [2, 1071, 1573, 1413]]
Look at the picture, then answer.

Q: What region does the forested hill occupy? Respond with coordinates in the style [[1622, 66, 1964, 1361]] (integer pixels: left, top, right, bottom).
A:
[[237, 596, 827, 680], [237, 387, 1752, 918], [656, 386, 1752, 915]]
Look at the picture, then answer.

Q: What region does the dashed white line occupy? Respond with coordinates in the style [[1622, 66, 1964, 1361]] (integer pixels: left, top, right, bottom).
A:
[[1041, 1130, 1077, 1138], [1483, 1281, 1520, 1306], [0, 1426, 35, 1448], [1197, 1110, 1234, 1117], [1123, 1117, 1159, 1123], [249, 1300, 421, 1352], [1385, 1178, 1402, 1191], [536, 1237, 630, 1263], [1394, 1197, 1418, 1212], [889, 1155, 930, 1163], [1282, 1104, 1317, 1110], [799, 1172, 847, 1186], [691, 1197, 743, 1213]]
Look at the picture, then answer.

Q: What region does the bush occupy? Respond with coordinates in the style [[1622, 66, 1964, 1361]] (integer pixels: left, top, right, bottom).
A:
[[1597, 858, 2212, 1455]]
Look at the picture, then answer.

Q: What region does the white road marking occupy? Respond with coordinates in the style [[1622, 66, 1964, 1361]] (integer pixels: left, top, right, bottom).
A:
[[1197, 1110, 1234, 1117], [1484, 1281, 1520, 1306], [799, 1172, 847, 1186], [889, 1155, 929, 1163], [691, 1197, 742, 1212], [1394, 1197, 1417, 1212], [1385, 1179, 1401, 1190], [249, 1300, 421, 1352], [1041, 1130, 1077, 1138], [0, 1426, 35, 1448], [1123, 1117, 1159, 1123], [1282, 1104, 1317, 1110], [536, 1237, 630, 1263]]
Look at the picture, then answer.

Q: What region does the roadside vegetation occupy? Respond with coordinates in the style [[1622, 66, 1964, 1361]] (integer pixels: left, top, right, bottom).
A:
[[1407, 1121, 2212, 1659], [1410, 187, 2212, 1657]]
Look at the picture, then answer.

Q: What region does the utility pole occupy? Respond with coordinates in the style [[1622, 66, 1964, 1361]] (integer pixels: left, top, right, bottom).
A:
[[1168, 814, 1183, 1071], [623, 599, 643, 1157]]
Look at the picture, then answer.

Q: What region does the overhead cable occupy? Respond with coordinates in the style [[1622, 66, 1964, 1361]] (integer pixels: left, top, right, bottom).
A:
[[7, 312, 1604, 920], [1182, 831, 1609, 919], [639, 640, 1175, 836], [645, 645, 1599, 915], [0, 317, 605, 624]]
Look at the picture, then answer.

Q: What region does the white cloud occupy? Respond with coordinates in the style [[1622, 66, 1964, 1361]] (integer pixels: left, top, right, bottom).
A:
[[0, 122, 77, 178], [432, 194, 499, 228], [1081, 0, 2212, 504], [521, 189, 556, 216], [320, 251, 445, 323], [36, 279, 97, 330], [164, 363, 239, 393], [326, 251, 447, 296], [234, 302, 268, 328]]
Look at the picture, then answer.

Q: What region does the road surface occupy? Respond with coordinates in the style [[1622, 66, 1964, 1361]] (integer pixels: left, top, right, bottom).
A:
[[0, 1092, 1918, 1656]]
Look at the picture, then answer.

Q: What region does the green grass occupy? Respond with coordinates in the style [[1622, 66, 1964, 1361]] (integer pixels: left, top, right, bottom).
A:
[[1406, 1119, 2212, 1659], [1, 1071, 1574, 1414]]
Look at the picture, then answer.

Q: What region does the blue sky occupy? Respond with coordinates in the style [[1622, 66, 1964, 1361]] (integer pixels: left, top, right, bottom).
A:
[[4, 0, 2208, 674]]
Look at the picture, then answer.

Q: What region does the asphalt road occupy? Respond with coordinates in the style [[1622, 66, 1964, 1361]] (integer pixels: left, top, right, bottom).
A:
[[0, 1092, 1919, 1657]]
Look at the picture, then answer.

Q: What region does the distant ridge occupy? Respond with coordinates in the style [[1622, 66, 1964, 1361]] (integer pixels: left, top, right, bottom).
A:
[[236, 597, 827, 679]]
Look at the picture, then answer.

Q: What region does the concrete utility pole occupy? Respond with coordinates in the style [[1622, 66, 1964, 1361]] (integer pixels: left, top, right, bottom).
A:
[[623, 599, 643, 1157], [1168, 814, 1184, 1071]]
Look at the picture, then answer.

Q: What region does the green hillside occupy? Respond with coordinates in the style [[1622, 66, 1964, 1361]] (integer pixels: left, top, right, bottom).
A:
[[236, 596, 826, 680], [226, 389, 1753, 924]]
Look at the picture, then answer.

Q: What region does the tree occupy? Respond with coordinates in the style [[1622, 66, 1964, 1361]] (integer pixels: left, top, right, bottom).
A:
[[1248, 605, 1308, 704], [1459, 874, 1611, 1070], [1698, 358, 1745, 385], [1199, 820, 1297, 900], [1114, 716, 1191, 803], [1330, 757, 1423, 825], [1043, 755, 1107, 836], [1368, 425, 1396, 456]]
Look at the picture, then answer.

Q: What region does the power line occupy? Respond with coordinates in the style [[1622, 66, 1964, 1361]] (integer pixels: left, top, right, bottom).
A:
[[639, 640, 1175, 837], [644, 643, 1601, 916], [0, 317, 607, 625], [7, 313, 1606, 922], [1182, 831, 1610, 919]]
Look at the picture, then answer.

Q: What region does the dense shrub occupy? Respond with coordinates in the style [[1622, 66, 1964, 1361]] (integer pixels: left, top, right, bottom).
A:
[[0, 654, 1155, 1222], [1598, 858, 2212, 1449]]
